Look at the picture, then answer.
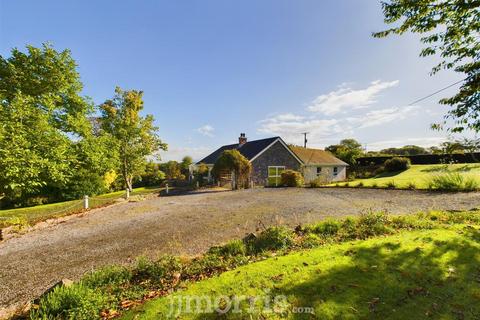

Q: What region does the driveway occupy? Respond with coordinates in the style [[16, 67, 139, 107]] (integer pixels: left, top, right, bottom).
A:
[[1, 188, 479, 310]]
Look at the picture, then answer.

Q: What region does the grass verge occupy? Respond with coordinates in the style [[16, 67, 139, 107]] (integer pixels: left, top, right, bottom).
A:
[[0, 187, 162, 230], [29, 209, 480, 319], [332, 164, 480, 190]]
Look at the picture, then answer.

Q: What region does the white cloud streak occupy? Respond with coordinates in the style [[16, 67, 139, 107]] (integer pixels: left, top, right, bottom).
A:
[[307, 80, 399, 115], [197, 124, 215, 137]]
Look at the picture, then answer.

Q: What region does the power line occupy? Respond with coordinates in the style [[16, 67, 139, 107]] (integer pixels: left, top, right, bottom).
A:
[[407, 78, 465, 106]]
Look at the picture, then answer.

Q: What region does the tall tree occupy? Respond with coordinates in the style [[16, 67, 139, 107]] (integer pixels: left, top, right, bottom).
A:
[[0, 44, 92, 205], [374, 0, 480, 133], [100, 87, 167, 191], [325, 139, 364, 165]]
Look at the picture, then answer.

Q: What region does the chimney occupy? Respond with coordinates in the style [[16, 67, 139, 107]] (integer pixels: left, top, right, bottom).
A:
[[238, 133, 247, 146]]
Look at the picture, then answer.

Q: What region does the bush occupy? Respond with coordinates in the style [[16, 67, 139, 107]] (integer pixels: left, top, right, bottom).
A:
[[280, 170, 304, 187], [31, 284, 108, 320], [83, 265, 132, 288], [384, 157, 411, 172], [310, 219, 341, 237], [356, 212, 393, 238], [386, 181, 396, 189], [248, 226, 294, 253], [134, 255, 182, 285], [310, 176, 329, 188], [427, 172, 479, 191], [300, 233, 323, 248], [209, 239, 246, 257]]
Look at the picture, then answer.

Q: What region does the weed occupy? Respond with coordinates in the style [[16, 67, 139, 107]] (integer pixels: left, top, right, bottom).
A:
[[31, 284, 108, 320], [428, 172, 479, 191], [356, 182, 364, 188], [248, 226, 294, 253], [386, 181, 396, 189], [310, 219, 341, 237], [4, 216, 29, 231], [406, 182, 416, 190], [209, 239, 246, 257]]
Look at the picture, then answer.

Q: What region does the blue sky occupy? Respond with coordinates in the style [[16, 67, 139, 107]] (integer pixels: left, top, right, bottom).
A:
[[0, 0, 467, 161]]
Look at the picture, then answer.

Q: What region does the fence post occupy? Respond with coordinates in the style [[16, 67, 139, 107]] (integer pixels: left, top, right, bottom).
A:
[[125, 188, 130, 199], [166, 183, 169, 195], [83, 195, 89, 209]]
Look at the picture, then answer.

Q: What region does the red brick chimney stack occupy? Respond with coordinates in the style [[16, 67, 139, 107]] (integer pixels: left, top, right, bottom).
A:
[[239, 133, 247, 146]]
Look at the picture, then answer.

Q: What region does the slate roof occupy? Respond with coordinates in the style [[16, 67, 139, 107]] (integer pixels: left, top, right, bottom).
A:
[[290, 146, 348, 166], [197, 137, 281, 164]]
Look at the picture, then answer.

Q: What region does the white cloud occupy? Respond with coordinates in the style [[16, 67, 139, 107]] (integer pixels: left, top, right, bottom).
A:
[[258, 114, 345, 143], [197, 124, 215, 137], [353, 105, 420, 129], [307, 80, 399, 115]]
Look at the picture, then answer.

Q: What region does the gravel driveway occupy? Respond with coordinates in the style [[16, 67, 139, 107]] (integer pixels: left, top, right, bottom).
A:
[[1, 188, 479, 310]]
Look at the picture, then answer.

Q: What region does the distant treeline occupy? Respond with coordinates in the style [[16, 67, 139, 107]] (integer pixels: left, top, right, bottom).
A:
[[356, 153, 480, 166]]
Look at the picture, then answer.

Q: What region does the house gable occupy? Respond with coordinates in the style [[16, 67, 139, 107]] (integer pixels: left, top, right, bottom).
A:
[[250, 140, 302, 185]]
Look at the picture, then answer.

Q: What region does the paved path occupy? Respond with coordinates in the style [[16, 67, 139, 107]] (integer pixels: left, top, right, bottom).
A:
[[1, 188, 479, 309]]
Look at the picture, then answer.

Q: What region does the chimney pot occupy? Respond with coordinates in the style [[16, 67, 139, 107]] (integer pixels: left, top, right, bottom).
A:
[[239, 133, 247, 145]]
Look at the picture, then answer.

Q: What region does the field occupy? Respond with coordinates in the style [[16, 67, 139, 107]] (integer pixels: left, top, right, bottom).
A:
[[334, 164, 480, 189], [123, 226, 480, 319], [0, 187, 162, 229]]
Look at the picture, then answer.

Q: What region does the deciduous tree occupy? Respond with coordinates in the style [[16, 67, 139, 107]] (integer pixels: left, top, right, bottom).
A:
[[100, 87, 167, 191], [374, 0, 480, 132]]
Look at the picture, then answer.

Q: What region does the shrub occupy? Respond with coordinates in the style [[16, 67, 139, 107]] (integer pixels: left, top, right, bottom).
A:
[[427, 172, 479, 191], [373, 166, 385, 176], [280, 170, 304, 187], [248, 226, 294, 253], [310, 176, 329, 188], [83, 265, 132, 288], [356, 182, 364, 187], [134, 255, 182, 285], [300, 233, 323, 248], [31, 284, 108, 320], [210, 239, 246, 257], [384, 157, 411, 172], [310, 219, 341, 237], [356, 212, 393, 238], [371, 182, 378, 188]]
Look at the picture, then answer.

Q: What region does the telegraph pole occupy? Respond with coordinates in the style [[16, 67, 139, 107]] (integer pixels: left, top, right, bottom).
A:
[[301, 132, 308, 148]]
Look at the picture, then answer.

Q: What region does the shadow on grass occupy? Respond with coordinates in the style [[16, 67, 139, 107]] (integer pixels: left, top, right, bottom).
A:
[[281, 233, 480, 319]]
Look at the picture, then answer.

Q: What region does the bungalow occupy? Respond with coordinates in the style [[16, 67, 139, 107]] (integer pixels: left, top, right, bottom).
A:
[[194, 133, 347, 186]]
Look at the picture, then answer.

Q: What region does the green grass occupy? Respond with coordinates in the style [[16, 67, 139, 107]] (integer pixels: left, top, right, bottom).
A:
[[0, 186, 162, 229], [334, 164, 480, 190], [123, 226, 480, 319]]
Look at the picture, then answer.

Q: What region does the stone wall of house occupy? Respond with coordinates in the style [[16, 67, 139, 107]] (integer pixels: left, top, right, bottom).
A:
[[251, 140, 301, 186]]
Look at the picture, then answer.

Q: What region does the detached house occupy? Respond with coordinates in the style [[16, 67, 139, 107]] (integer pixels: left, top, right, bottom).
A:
[[194, 133, 347, 186]]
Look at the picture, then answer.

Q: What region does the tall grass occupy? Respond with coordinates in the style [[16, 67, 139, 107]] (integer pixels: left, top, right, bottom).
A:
[[427, 172, 479, 191]]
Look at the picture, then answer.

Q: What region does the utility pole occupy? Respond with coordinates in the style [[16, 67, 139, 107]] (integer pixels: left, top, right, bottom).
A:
[[301, 132, 308, 148]]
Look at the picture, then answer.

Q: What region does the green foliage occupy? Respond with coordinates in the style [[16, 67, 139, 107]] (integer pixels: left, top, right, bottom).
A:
[[210, 239, 247, 257], [134, 255, 182, 286], [428, 172, 479, 191], [325, 139, 364, 165], [137, 162, 165, 187], [180, 156, 193, 176], [100, 87, 167, 191], [385, 180, 396, 189], [380, 145, 428, 156], [160, 161, 183, 180], [31, 284, 108, 320], [310, 176, 329, 188], [384, 157, 411, 172], [247, 226, 294, 253], [212, 149, 252, 189], [82, 265, 132, 288], [309, 219, 341, 237], [280, 169, 304, 187], [374, 1, 480, 133]]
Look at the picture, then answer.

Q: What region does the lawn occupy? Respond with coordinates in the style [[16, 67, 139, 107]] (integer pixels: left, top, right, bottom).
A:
[[334, 164, 480, 189], [0, 186, 162, 229], [123, 225, 480, 319]]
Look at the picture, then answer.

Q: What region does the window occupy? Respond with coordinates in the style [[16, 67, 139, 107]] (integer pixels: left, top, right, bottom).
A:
[[268, 166, 285, 186], [316, 167, 322, 176], [333, 167, 338, 176]]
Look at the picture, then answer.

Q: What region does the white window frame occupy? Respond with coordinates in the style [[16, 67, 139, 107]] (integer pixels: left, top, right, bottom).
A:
[[333, 166, 338, 176], [316, 166, 322, 176], [268, 166, 285, 186]]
